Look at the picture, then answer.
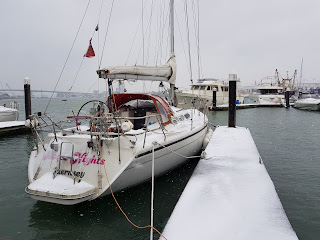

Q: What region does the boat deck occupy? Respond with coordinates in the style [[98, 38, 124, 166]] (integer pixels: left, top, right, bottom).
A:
[[160, 126, 298, 240]]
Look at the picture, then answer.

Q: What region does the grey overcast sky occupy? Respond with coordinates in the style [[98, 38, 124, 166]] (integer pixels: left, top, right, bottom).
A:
[[1, 0, 320, 93]]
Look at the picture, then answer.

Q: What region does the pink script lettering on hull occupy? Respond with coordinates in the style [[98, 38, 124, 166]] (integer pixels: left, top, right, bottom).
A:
[[42, 152, 105, 166], [73, 152, 105, 165]]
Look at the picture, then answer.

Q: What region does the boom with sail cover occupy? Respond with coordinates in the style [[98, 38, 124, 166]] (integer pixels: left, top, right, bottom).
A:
[[97, 56, 176, 84]]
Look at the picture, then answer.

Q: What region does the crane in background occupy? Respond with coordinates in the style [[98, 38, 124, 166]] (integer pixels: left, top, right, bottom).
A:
[[6, 83, 16, 97]]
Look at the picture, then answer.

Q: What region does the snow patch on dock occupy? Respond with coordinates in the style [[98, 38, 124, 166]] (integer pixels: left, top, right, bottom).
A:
[[0, 121, 27, 133], [160, 126, 298, 240], [0, 121, 25, 128]]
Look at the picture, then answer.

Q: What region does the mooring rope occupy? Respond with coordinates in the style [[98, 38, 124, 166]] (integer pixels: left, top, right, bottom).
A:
[[91, 118, 167, 240], [154, 141, 202, 159]]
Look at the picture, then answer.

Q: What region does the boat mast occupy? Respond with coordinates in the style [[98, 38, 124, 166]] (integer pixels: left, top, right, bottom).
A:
[[170, 0, 174, 55], [299, 58, 303, 89], [169, 0, 176, 106], [275, 69, 280, 85]]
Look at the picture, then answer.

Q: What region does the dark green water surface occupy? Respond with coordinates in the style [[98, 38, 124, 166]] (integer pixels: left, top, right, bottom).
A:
[[0, 98, 319, 239]]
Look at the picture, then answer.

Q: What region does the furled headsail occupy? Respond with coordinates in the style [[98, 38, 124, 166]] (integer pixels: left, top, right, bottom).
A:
[[97, 56, 176, 84]]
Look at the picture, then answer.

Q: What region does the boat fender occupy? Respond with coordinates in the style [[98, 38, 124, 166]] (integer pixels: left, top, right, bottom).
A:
[[202, 128, 213, 149], [202, 137, 209, 149], [25, 118, 39, 128], [50, 142, 59, 151], [25, 119, 30, 128], [121, 120, 134, 132]]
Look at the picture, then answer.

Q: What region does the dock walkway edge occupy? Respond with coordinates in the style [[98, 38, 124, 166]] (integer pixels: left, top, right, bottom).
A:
[[160, 126, 298, 240], [0, 121, 28, 134]]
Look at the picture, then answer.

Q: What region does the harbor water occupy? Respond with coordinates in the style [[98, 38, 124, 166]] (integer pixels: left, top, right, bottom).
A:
[[0, 98, 319, 240]]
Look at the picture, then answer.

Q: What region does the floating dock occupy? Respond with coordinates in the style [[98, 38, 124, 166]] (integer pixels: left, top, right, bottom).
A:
[[160, 126, 298, 240], [0, 121, 28, 134], [210, 103, 284, 111]]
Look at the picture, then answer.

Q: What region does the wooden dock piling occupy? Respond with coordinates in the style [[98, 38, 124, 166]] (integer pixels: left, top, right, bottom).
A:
[[212, 88, 217, 108], [228, 74, 237, 127], [24, 77, 32, 120], [285, 91, 290, 108]]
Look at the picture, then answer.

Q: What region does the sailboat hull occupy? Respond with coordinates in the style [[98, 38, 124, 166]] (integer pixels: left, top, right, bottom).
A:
[[101, 125, 207, 197], [27, 123, 208, 205]]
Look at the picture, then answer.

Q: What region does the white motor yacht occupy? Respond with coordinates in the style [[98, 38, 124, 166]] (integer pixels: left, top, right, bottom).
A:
[[177, 78, 244, 107], [253, 76, 285, 106], [294, 93, 320, 111], [252, 70, 297, 106], [0, 102, 19, 122]]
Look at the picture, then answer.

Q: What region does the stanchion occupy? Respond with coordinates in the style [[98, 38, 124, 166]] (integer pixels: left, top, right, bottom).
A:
[[150, 144, 155, 240]]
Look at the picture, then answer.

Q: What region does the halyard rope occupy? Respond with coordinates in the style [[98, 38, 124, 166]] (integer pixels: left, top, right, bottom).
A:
[[45, 0, 91, 113]]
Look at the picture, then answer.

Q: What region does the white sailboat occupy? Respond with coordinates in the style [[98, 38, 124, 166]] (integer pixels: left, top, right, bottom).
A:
[[26, 0, 209, 205]]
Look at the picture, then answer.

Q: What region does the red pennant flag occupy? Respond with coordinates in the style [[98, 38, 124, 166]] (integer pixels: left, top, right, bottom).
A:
[[84, 39, 95, 58]]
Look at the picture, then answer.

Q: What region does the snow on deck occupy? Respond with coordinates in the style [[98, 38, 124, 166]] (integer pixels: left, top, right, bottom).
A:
[[28, 173, 95, 195], [160, 126, 298, 240]]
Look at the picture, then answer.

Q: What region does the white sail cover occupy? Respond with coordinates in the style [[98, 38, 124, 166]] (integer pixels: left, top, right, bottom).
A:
[[98, 56, 176, 84]]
